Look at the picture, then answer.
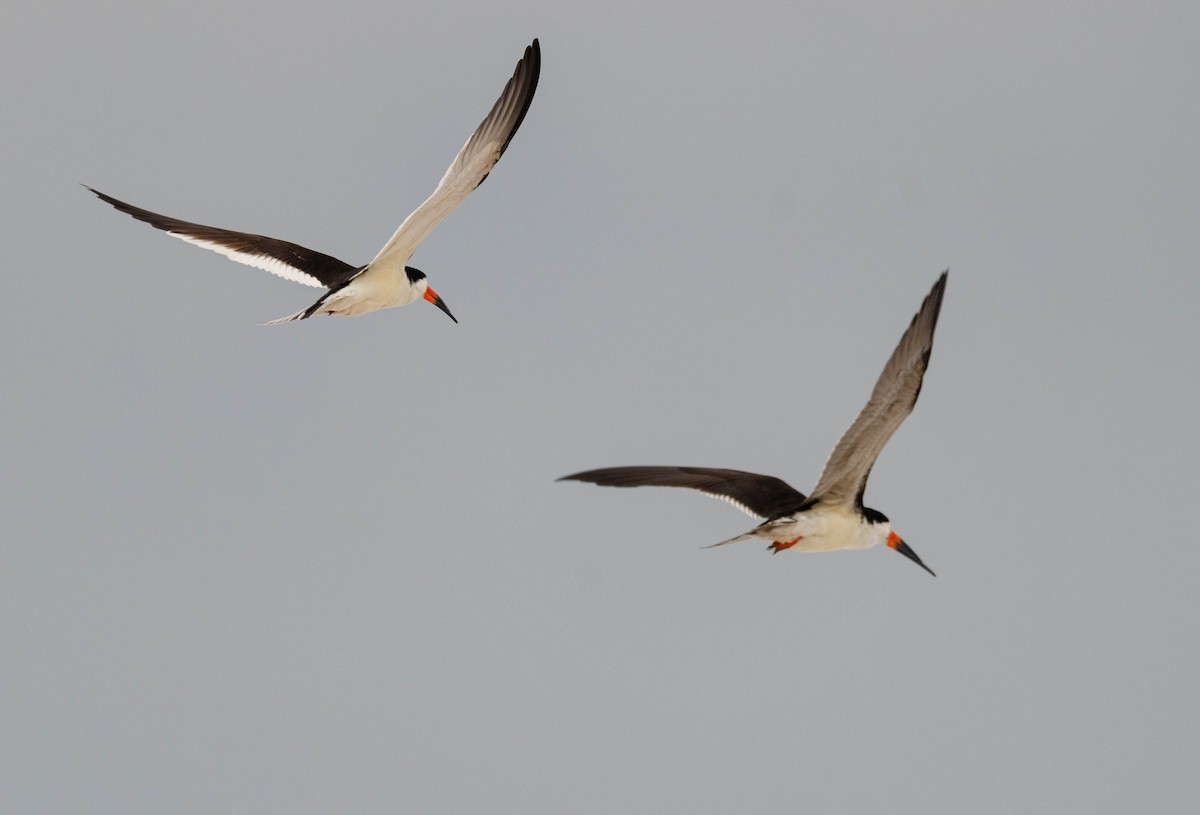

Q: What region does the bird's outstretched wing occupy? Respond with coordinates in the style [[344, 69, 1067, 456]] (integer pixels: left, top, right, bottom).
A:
[[558, 466, 808, 520], [86, 186, 357, 289], [810, 271, 948, 506], [365, 39, 541, 271]]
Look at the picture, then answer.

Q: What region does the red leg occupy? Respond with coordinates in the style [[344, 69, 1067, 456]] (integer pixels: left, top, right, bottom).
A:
[[768, 537, 802, 554]]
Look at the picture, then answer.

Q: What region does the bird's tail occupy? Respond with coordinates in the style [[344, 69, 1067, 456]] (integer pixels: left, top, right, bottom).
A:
[[262, 287, 349, 325], [260, 309, 308, 326], [702, 530, 758, 549]]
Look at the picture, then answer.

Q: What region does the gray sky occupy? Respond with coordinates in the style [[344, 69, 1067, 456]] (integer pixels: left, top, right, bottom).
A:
[[4, 1, 1199, 811]]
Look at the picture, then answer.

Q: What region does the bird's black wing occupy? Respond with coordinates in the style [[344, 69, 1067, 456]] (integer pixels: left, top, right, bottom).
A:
[[87, 186, 358, 289], [558, 466, 808, 520]]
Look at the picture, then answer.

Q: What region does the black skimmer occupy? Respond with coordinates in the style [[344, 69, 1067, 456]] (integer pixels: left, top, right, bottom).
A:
[[87, 39, 540, 325], [560, 272, 948, 576]]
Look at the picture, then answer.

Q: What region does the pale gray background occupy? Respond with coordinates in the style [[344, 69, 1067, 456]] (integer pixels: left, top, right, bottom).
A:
[[3, 1, 1198, 811]]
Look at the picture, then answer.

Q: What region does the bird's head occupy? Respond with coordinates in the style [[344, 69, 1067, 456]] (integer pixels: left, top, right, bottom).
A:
[[863, 506, 935, 576], [405, 266, 457, 323]]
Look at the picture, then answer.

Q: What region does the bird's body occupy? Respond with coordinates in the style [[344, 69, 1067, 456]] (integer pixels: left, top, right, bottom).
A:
[[88, 39, 541, 325], [309, 265, 424, 320], [560, 272, 948, 576], [717, 502, 887, 553]]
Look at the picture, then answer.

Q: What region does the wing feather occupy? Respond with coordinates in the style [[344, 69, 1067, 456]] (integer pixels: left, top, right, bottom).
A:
[[810, 272, 948, 505], [365, 39, 541, 271], [558, 466, 808, 520], [87, 187, 355, 289]]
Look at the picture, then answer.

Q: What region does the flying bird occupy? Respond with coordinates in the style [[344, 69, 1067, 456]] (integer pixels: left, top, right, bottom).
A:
[[87, 39, 541, 325], [559, 272, 948, 576]]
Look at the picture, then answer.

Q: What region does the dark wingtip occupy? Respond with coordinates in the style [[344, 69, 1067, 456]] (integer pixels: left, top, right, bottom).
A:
[[83, 185, 122, 209]]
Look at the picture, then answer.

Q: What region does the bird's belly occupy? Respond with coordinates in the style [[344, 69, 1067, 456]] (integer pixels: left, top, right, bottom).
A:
[[758, 509, 871, 552], [326, 278, 416, 317]]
